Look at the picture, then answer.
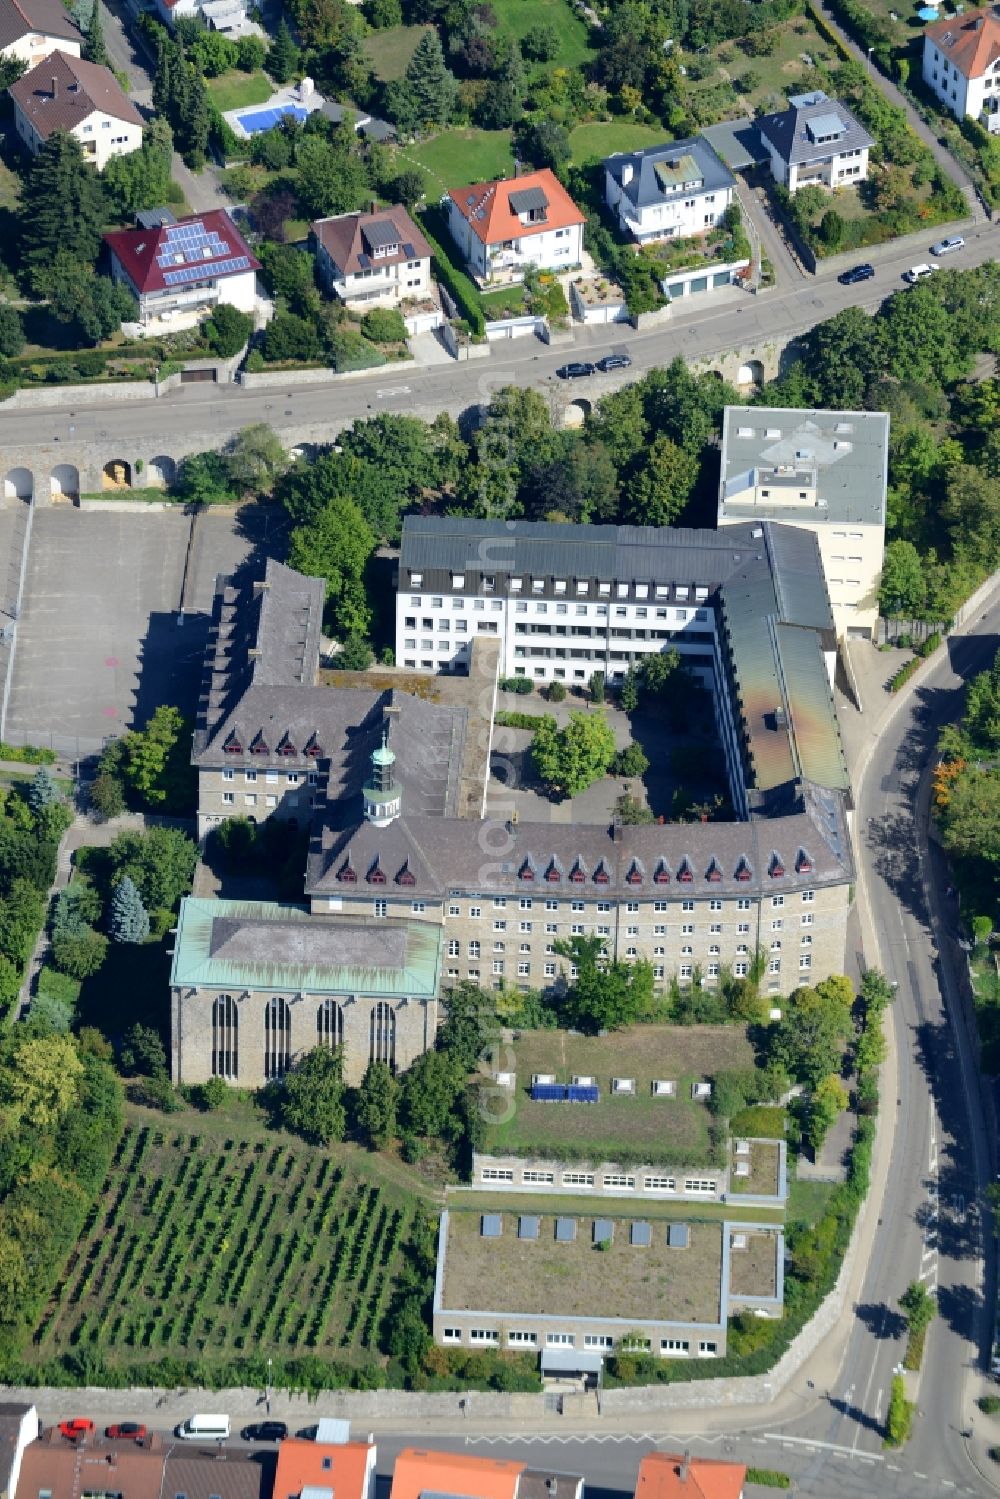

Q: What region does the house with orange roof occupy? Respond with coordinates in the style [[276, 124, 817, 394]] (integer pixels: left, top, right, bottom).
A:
[[273, 1436, 376, 1499], [446, 168, 584, 284], [922, 6, 1000, 131], [391, 1447, 583, 1499], [634, 1450, 745, 1499]]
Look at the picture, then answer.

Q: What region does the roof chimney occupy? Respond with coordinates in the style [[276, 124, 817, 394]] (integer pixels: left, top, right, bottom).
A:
[[51, 75, 58, 99], [679, 1451, 690, 1483]]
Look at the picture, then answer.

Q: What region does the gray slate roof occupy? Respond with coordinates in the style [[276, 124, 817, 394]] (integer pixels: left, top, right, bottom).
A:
[[604, 134, 736, 211], [719, 406, 889, 528], [757, 90, 874, 166]]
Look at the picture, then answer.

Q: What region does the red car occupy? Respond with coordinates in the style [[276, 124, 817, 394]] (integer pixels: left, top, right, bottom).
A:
[[59, 1419, 95, 1442], [106, 1423, 147, 1441]]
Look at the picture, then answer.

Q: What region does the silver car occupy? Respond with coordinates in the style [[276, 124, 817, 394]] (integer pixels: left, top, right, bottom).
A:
[[930, 236, 965, 255]]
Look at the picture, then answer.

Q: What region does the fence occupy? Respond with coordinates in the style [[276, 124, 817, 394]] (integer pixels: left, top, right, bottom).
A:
[[0, 499, 34, 744]]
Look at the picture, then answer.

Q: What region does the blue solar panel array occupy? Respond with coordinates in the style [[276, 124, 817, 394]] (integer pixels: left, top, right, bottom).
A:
[[530, 1083, 600, 1103], [162, 255, 251, 287]]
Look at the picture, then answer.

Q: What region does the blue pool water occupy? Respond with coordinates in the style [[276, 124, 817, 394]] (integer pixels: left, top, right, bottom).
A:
[[236, 103, 309, 134]]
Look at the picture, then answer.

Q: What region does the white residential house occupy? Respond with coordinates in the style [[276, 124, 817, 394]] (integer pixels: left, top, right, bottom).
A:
[[446, 168, 584, 283], [718, 406, 889, 640], [312, 205, 434, 314], [9, 52, 144, 170], [603, 136, 736, 243], [757, 90, 873, 193], [0, 0, 81, 66], [104, 210, 261, 329], [923, 7, 1000, 132]]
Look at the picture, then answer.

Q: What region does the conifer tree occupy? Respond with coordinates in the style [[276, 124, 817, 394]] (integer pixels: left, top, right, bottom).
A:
[[20, 132, 106, 283], [83, 1, 110, 68], [109, 876, 150, 945]]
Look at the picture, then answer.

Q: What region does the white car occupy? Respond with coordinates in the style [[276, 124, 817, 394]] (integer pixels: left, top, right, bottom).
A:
[[930, 235, 964, 255], [903, 263, 939, 283]]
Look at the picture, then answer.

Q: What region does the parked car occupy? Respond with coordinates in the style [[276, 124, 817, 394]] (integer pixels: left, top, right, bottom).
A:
[[837, 263, 875, 285], [241, 1421, 288, 1443], [556, 362, 596, 379], [59, 1419, 95, 1442], [106, 1423, 147, 1441], [596, 352, 632, 372], [903, 263, 939, 283], [930, 235, 964, 255]]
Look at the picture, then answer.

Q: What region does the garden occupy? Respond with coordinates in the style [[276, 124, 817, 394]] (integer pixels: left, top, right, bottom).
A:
[[25, 1117, 427, 1379]]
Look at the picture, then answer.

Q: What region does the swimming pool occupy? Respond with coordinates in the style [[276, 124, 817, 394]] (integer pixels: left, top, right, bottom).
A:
[[236, 102, 309, 135]]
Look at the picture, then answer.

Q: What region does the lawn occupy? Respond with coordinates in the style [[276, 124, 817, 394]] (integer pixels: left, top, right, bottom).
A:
[[683, 12, 843, 122], [728, 1230, 780, 1299], [28, 1111, 428, 1373], [397, 129, 515, 192], [482, 1025, 755, 1165], [568, 120, 670, 166], [786, 1175, 835, 1229], [206, 69, 273, 112], [442, 1208, 724, 1324], [492, 0, 596, 73], [365, 23, 433, 82], [730, 1140, 781, 1195], [447, 1187, 786, 1225], [0, 158, 21, 210]]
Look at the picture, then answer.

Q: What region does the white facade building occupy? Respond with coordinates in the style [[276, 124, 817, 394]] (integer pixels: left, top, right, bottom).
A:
[[312, 205, 433, 312], [0, 0, 80, 65], [104, 210, 261, 329], [447, 169, 584, 283], [603, 136, 736, 244], [923, 7, 1000, 132], [10, 53, 143, 171], [757, 90, 873, 193]]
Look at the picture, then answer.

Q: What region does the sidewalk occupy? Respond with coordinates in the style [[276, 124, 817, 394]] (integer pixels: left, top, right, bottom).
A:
[[814, 0, 977, 208]]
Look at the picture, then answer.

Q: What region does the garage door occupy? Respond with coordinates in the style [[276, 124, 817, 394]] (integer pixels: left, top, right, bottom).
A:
[[180, 368, 217, 383]]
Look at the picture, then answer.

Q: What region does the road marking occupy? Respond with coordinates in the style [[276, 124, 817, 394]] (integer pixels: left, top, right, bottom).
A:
[[375, 386, 412, 399], [763, 1432, 884, 1461]]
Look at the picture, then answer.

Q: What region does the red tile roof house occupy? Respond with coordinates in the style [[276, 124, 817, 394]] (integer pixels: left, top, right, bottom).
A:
[[104, 210, 261, 331], [635, 1451, 746, 1499], [311, 205, 441, 334], [0, 0, 81, 67], [923, 6, 1000, 132], [391, 1448, 583, 1499], [274, 1436, 377, 1499], [10, 52, 144, 170], [446, 168, 584, 285]]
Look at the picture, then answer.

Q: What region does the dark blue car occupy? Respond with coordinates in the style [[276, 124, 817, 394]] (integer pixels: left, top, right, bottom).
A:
[[838, 263, 875, 286]]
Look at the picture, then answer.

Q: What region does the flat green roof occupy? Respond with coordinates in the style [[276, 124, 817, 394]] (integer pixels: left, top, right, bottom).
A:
[[171, 897, 442, 997]]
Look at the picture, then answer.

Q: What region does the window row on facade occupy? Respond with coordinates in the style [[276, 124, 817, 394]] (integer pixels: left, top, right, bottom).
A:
[[438, 1327, 718, 1356], [210, 995, 395, 1080]]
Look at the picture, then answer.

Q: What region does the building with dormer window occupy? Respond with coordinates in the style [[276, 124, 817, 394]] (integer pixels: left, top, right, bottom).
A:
[[446, 168, 585, 283], [603, 136, 736, 244], [757, 90, 873, 193], [311, 204, 433, 312]]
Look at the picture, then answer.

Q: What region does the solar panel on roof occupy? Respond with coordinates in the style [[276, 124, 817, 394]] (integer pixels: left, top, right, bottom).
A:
[[593, 1219, 613, 1244], [555, 1218, 576, 1242], [518, 1215, 539, 1239], [481, 1213, 502, 1238], [161, 255, 251, 286], [630, 1221, 651, 1246], [668, 1223, 690, 1248]]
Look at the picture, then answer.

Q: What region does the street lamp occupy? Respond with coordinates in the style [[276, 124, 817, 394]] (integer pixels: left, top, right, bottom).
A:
[[266, 1357, 272, 1415], [867, 45, 874, 72]]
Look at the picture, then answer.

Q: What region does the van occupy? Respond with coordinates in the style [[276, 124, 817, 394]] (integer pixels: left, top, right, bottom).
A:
[[175, 1414, 231, 1441]]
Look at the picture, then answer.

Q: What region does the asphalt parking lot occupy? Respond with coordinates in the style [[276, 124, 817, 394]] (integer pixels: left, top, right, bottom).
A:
[[4, 507, 270, 757]]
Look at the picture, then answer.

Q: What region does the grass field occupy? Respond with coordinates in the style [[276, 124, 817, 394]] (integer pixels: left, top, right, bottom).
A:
[[492, 0, 596, 73], [447, 1188, 786, 1225], [396, 129, 515, 192], [482, 1026, 754, 1162], [683, 13, 841, 120], [28, 1114, 426, 1371], [568, 121, 669, 166], [730, 1140, 781, 1195], [364, 23, 433, 81], [0, 159, 21, 210], [206, 70, 273, 112], [442, 1208, 724, 1324]]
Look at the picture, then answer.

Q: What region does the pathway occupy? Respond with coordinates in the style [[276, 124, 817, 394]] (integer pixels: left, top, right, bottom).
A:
[[814, 0, 978, 209]]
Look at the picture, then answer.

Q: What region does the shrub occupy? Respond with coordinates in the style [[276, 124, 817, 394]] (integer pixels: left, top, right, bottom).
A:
[[197, 1076, 229, 1110], [204, 304, 253, 359], [547, 680, 567, 702], [51, 926, 108, 980], [745, 1472, 791, 1491], [890, 657, 921, 692], [417, 208, 486, 337], [884, 1374, 914, 1447], [589, 671, 605, 703], [973, 915, 993, 946], [495, 711, 554, 730], [978, 1395, 1000, 1414], [917, 630, 942, 658], [612, 743, 649, 778], [338, 635, 374, 671], [361, 307, 408, 344], [500, 676, 533, 694]]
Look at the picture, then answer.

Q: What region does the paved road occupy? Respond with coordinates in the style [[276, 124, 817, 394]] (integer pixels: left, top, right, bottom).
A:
[[5, 228, 996, 457]]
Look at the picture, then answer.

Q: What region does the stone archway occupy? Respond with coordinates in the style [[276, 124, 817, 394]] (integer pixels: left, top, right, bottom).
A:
[[50, 463, 80, 502], [102, 459, 132, 490], [562, 398, 591, 429], [147, 455, 176, 488], [737, 358, 764, 388], [4, 467, 33, 502]]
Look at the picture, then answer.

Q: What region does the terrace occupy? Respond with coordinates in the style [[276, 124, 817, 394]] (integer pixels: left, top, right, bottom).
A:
[[728, 1227, 781, 1300]]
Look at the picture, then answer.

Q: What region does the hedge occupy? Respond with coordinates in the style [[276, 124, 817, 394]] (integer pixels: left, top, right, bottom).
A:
[[495, 710, 554, 730], [890, 657, 921, 692], [417, 207, 486, 337], [745, 1471, 791, 1490], [0, 741, 57, 764]]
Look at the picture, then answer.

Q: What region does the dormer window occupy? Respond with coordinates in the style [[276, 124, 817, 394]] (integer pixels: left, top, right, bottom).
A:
[[278, 738, 296, 756], [337, 860, 357, 883], [570, 860, 586, 883], [796, 849, 813, 874], [654, 860, 670, 884], [223, 734, 243, 754], [769, 854, 785, 879], [544, 860, 561, 883], [251, 734, 269, 755], [396, 861, 416, 886], [735, 857, 752, 882], [677, 859, 693, 884], [368, 858, 386, 885], [706, 859, 722, 883], [305, 735, 323, 757], [593, 862, 610, 884], [519, 858, 535, 881], [625, 861, 642, 885]]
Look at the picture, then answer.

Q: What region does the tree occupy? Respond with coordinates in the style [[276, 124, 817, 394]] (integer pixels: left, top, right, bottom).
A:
[[819, 208, 843, 250], [516, 118, 571, 172], [806, 1073, 848, 1153], [224, 423, 287, 495], [27, 767, 59, 816], [354, 1059, 399, 1147], [554, 935, 655, 1031], [625, 435, 698, 526], [394, 29, 456, 131], [391, 167, 425, 208], [400, 1049, 464, 1136], [83, 0, 110, 67], [295, 131, 370, 218], [108, 876, 150, 944], [338, 634, 374, 670], [614, 792, 655, 825], [287, 496, 375, 639], [236, 33, 266, 70], [879, 538, 927, 619], [121, 705, 194, 811], [899, 1280, 936, 1337], [283, 1045, 346, 1143], [532, 710, 616, 797], [204, 303, 253, 358], [521, 21, 559, 60], [589, 671, 605, 704], [619, 668, 639, 713], [106, 827, 198, 911], [437, 980, 498, 1072], [802, 305, 888, 410], [119, 1022, 168, 1077], [51, 926, 108, 980], [770, 981, 853, 1088], [0, 307, 24, 359], [19, 132, 107, 287], [267, 19, 299, 84], [0, 1034, 82, 1131], [176, 451, 237, 507]]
